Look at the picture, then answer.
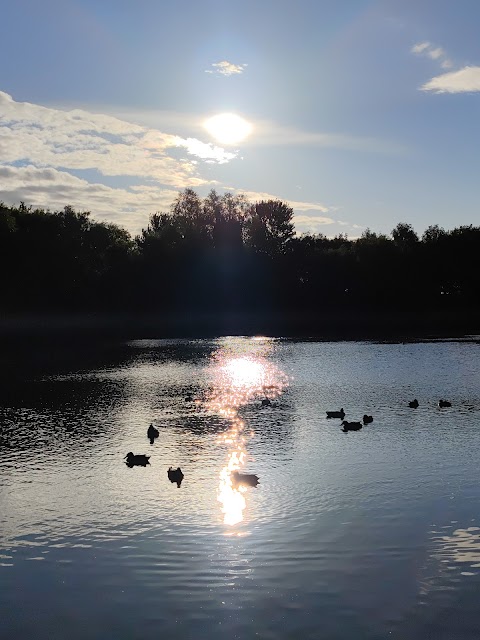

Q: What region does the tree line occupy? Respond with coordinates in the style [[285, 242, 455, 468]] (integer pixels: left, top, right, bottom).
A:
[[1, 189, 479, 314]]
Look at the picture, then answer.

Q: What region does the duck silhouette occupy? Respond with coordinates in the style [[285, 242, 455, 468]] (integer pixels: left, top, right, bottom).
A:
[[409, 399, 419, 409], [232, 471, 259, 487], [124, 452, 150, 467], [326, 408, 345, 419], [363, 414, 373, 424], [341, 420, 363, 432], [167, 466, 184, 487], [261, 397, 271, 407], [438, 399, 452, 408], [147, 423, 159, 445]]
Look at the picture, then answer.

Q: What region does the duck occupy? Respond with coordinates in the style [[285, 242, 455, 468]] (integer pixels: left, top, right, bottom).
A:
[[167, 466, 184, 487], [363, 414, 373, 424], [232, 471, 259, 487], [438, 399, 452, 408], [341, 420, 363, 432], [326, 408, 345, 419], [124, 452, 150, 467], [185, 395, 194, 402], [261, 397, 271, 407], [147, 423, 159, 444], [408, 399, 419, 409]]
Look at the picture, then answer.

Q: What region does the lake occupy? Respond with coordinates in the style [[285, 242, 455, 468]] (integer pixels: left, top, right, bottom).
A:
[[1, 336, 480, 639]]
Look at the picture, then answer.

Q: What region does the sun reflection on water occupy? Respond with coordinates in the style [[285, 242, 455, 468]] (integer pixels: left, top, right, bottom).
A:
[[206, 338, 289, 527]]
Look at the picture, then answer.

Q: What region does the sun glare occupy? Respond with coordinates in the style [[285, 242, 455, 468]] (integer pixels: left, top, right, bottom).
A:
[[204, 113, 252, 145]]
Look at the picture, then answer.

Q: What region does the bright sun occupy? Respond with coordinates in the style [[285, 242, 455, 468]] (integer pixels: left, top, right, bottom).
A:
[[204, 113, 252, 145]]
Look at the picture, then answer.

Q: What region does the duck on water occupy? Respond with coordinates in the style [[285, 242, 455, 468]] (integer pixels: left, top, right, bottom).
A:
[[147, 423, 159, 444], [168, 466, 184, 487], [232, 471, 260, 487], [124, 452, 151, 467], [341, 421, 363, 432], [326, 408, 345, 419]]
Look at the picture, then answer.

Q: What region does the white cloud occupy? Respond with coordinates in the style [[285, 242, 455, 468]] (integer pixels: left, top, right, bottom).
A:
[[0, 91, 235, 184], [205, 61, 247, 76], [421, 66, 480, 93], [411, 41, 453, 70], [0, 90, 244, 231], [412, 42, 430, 55]]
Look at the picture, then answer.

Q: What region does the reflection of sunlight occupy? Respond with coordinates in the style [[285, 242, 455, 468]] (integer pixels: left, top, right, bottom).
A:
[[436, 526, 480, 569], [218, 450, 247, 526], [420, 525, 480, 597], [206, 338, 288, 527], [224, 357, 264, 388]]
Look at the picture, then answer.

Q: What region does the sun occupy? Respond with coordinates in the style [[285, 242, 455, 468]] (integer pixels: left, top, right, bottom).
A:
[[204, 113, 252, 145]]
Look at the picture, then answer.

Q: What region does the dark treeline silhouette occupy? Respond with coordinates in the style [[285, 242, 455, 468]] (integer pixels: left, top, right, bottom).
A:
[[1, 191, 479, 320]]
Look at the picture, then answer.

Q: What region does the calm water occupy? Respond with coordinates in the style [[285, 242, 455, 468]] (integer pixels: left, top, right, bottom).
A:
[[1, 336, 480, 639]]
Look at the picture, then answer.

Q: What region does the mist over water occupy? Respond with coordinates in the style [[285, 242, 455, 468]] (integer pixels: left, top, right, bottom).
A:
[[1, 337, 480, 639]]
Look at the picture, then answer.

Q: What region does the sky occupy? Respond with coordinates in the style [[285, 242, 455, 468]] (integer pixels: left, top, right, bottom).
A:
[[1, 0, 480, 238]]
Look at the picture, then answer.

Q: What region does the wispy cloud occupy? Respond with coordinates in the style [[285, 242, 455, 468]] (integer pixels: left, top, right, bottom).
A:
[[241, 120, 405, 154], [205, 61, 247, 76], [238, 190, 365, 237], [239, 190, 331, 215], [0, 164, 179, 233], [411, 41, 453, 70], [421, 66, 480, 93]]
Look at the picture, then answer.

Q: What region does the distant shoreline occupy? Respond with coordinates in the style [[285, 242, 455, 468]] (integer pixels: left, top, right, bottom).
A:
[[0, 310, 479, 342]]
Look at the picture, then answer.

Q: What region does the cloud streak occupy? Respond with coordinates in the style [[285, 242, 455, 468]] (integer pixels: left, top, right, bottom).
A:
[[205, 61, 247, 76]]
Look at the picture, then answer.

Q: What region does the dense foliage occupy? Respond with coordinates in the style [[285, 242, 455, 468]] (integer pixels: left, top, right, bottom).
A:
[[1, 191, 479, 314]]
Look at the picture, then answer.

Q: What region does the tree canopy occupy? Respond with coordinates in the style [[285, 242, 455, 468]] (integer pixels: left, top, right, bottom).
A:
[[1, 191, 479, 316]]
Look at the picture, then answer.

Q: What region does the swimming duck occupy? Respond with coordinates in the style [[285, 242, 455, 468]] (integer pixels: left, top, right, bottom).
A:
[[438, 399, 452, 408], [232, 471, 259, 487], [326, 408, 345, 419], [167, 466, 184, 487], [261, 397, 271, 407], [408, 399, 419, 408], [147, 423, 159, 444], [341, 420, 363, 432], [185, 395, 193, 402], [124, 452, 150, 467], [363, 414, 373, 424]]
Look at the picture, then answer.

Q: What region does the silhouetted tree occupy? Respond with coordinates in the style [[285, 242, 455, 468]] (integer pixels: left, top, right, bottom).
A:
[[1, 195, 479, 319], [391, 222, 419, 248], [245, 200, 295, 257]]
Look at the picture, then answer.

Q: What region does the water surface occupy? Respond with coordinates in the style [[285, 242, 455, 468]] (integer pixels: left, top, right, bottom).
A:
[[1, 337, 480, 639]]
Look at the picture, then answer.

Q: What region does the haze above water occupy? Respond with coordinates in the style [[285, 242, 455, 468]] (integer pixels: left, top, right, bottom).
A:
[[1, 337, 480, 640]]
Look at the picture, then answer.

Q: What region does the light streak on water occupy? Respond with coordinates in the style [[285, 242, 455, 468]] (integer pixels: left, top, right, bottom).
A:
[[205, 338, 289, 526]]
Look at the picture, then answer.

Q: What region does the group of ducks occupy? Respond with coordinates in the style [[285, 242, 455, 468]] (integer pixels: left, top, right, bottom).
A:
[[326, 408, 373, 432], [327, 398, 453, 432], [408, 398, 452, 408], [124, 424, 184, 487], [125, 421, 260, 488]]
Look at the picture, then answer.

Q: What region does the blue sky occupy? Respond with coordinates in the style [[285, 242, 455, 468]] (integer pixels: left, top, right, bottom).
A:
[[1, 0, 480, 237]]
